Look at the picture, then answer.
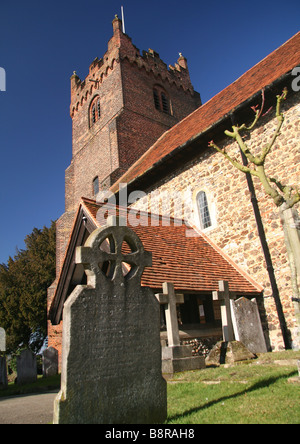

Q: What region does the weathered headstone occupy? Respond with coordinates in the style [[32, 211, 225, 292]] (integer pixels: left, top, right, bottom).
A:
[[156, 282, 205, 374], [16, 350, 37, 385], [0, 328, 8, 389], [54, 220, 167, 424], [206, 340, 255, 366], [0, 327, 6, 352], [231, 297, 267, 354], [42, 347, 58, 377], [0, 356, 8, 389]]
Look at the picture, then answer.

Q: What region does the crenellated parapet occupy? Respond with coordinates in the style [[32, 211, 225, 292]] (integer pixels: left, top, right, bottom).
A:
[[70, 16, 197, 118]]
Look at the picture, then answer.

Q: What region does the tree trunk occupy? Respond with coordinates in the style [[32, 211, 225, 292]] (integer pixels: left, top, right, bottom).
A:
[[280, 204, 300, 348]]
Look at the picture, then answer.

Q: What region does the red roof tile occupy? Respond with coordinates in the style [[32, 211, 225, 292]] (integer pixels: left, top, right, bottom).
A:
[[111, 31, 300, 192], [82, 198, 262, 294]]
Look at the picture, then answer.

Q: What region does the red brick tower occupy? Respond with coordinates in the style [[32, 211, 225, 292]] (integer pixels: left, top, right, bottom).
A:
[[56, 15, 201, 273]]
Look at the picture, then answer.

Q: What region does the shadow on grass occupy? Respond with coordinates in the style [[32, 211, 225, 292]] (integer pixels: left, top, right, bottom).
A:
[[167, 370, 296, 422]]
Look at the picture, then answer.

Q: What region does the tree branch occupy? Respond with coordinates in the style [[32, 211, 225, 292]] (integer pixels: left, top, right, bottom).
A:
[[209, 88, 298, 208], [256, 88, 287, 165], [208, 141, 258, 176]]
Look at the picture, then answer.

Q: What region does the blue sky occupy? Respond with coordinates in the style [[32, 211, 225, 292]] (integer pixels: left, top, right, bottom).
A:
[[0, 0, 299, 264]]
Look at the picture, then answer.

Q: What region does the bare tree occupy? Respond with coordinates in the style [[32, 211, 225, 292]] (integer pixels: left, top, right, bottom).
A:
[[209, 89, 300, 346]]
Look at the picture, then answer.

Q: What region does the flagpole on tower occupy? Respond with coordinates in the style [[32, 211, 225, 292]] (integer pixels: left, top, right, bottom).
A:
[[121, 6, 126, 34]]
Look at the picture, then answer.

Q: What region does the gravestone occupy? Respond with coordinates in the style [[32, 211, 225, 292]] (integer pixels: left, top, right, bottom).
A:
[[207, 281, 256, 365], [16, 350, 37, 385], [156, 282, 184, 347], [0, 356, 8, 389], [0, 328, 6, 352], [0, 327, 8, 389], [42, 347, 58, 377], [206, 340, 255, 366], [156, 282, 205, 374], [212, 280, 236, 341], [53, 220, 167, 424], [231, 297, 267, 354]]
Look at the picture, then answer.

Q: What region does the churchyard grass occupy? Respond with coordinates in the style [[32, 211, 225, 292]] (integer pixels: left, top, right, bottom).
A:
[[0, 374, 60, 398], [0, 351, 299, 424], [166, 350, 300, 424]]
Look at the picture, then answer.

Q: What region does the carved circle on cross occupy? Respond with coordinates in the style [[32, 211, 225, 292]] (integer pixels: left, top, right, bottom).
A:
[[78, 225, 152, 286]]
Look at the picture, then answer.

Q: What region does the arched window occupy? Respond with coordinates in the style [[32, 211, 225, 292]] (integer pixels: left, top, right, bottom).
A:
[[93, 176, 99, 196], [89, 96, 101, 127], [153, 86, 171, 114], [197, 191, 212, 230], [161, 92, 170, 113]]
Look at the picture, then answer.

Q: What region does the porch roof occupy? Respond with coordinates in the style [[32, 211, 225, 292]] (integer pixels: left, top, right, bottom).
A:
[[49, 197, 262, 324]]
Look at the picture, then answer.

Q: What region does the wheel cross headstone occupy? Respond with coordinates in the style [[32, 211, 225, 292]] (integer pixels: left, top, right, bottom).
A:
[[78, 216, 152, 287], [155, 282, 184, 347], [54, 219, 167, 424]]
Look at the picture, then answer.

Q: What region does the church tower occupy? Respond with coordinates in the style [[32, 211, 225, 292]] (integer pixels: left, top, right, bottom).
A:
[[57, 16, 201, 271]]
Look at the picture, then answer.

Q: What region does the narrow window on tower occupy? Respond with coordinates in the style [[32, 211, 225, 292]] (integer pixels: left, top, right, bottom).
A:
[[197, 191, 212, 230], [153, 89, 160, 110], [153, 85, 172, 115], [93, 176, 99, 196], [161, 92, 170, 114], [89, 96, 101, 128]]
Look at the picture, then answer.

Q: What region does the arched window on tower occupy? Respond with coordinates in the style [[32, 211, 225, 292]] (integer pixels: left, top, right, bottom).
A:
[[197, 191, 212, 230], [89, 96, 101, 127], [153, 86, 171, 115]]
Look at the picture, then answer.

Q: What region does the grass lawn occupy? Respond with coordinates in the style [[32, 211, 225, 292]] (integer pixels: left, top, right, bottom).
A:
[[0, 374, 60, 398], [166, 351, 300, 424], [0, 351, 299, 424]]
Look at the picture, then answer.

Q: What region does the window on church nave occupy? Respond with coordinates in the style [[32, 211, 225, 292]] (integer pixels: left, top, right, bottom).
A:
[[197, 191, 212, 230], [89, 95, 101, 127], [153, 86, 171, 114]]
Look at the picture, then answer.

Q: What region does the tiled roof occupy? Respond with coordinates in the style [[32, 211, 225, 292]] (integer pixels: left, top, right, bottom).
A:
[[82, 197, 262, 294], [111, 31, 300, 192]]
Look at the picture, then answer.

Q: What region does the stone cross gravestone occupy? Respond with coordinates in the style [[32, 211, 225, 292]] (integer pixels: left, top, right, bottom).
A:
[[212, 280, 236, 342], [155, 282, 184, 347], [53, 220, 167, 424], [231, 297, 267, 354], [0, 327, 6, 352], [156, 282, 205, 374], [16, 350, 37, 385], [43, 347, 58, 377], [207, 281, 257, 365]]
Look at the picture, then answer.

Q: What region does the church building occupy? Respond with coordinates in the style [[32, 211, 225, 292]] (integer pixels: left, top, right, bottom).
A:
[[48, 16, 300, 362]]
